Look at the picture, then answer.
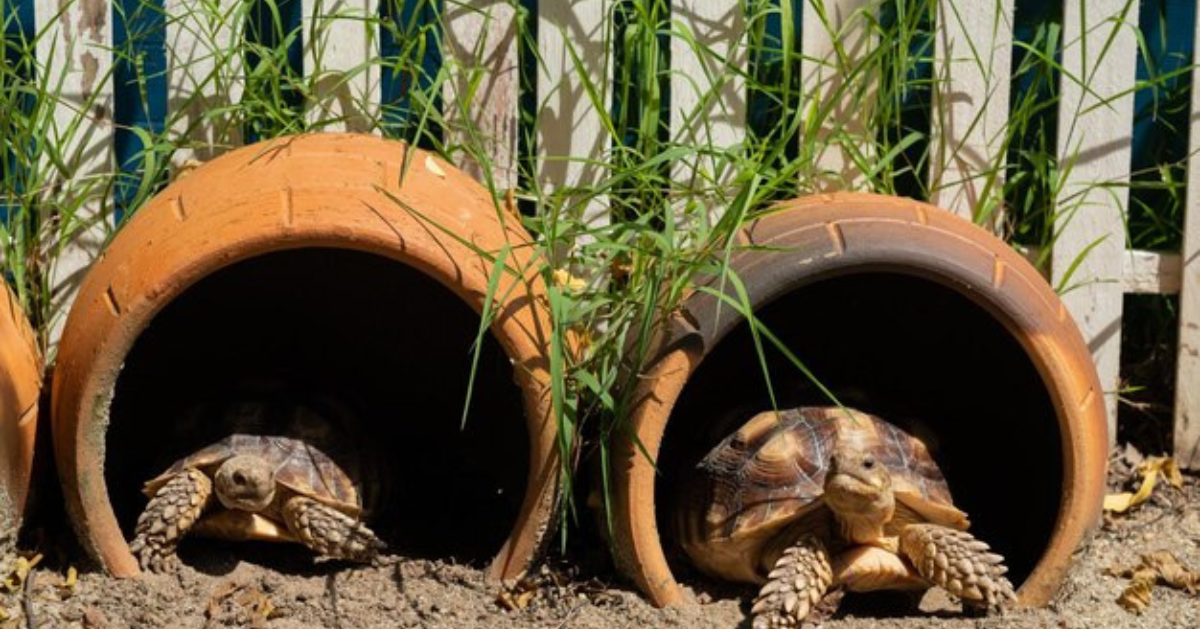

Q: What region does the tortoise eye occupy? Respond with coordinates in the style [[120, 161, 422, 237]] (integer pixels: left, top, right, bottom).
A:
[[232, 471, 247, 485], [862, 456, 875, 470]]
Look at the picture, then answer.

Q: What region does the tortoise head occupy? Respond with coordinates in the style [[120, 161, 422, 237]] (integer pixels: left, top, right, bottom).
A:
[[823, 429, 895, 524], [214, 455, 276, 512]]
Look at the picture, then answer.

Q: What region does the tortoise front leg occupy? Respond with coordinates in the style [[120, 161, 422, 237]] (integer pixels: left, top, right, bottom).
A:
[[281, 496, 385, 563], [899, 523, 1016, 609], [751, 534, 834, 629], [129, 468, 212, 573]]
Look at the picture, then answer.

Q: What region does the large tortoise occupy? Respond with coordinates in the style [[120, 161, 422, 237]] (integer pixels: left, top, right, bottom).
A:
[[676, 407, 1015, 627], [129, 395, 385, 572]]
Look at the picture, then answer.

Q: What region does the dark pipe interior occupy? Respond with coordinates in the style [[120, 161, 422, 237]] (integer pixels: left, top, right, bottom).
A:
[[108, 248, 528, 565], [659, 271, 1061, 592]]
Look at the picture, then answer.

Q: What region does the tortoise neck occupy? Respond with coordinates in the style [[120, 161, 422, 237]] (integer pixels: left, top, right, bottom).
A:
[[835, 507, 894, 545], [825, 473, 896, 544]]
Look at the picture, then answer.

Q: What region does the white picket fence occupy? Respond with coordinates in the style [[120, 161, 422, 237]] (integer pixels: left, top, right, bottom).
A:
[[24, 0, 1200, 466]]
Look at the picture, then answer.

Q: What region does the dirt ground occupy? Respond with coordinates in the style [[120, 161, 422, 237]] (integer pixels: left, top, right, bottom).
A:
[[1, 448, 1197, 629]]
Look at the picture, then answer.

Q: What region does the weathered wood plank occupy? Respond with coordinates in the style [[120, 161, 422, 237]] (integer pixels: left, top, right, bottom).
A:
[[444, 0, 518, 190], [165, 0, 245, 171], [302, 0, 380, 133], [1175, 1, 1200, 469], [36, 0, 114, 344], [670, 0, 745, 228], [1053, 0, 1138, 441], [1123, 250, 1182, 295], [929, 0, 1013, 227], [537, 0, 609, 227], [800, 0, 874, 190], [1015, 246, 1181, 295]]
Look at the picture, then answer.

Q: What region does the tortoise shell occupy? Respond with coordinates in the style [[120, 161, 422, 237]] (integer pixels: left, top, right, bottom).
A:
[[677, 407, 968, 583], [144, 433, 362, 518]]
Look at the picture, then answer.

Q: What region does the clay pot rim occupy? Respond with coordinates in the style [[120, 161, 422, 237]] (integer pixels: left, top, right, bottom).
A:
[[618, 192, 1106, 608]]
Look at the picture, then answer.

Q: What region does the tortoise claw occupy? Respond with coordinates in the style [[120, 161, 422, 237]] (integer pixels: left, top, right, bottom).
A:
[[751, 535, 834, 628], [899, 523, 1017, 611], [130, 468, 211, 574], [131, 537, 182, 574], [283, 496, 385, 563]]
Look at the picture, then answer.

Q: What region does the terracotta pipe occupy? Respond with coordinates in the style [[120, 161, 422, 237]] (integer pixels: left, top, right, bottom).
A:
[[51, 134, 558, 580], [1, 283, 42, 545], [612, 192, 1107, 608]]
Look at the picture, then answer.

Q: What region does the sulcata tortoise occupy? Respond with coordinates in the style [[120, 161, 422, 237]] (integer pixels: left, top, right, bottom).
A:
[[129, 395, 385, 572], [677, 407, 1015, 627]]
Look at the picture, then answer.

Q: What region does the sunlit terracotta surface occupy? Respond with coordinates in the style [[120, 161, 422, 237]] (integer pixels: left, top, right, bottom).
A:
[[1, 283, 42, 544]]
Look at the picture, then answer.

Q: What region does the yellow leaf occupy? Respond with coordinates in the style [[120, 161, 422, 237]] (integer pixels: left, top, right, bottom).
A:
[[551, 269, 586, 292], [1104, 467, 1159, 513], [1157, 458, 1183, 488], [1103, 456, 1181, 513], [1, 553, 42, 593], [58, 566, 78, 595]]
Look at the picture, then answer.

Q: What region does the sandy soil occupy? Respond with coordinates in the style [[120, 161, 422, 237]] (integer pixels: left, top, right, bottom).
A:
[[1, 451, 1196, 629]]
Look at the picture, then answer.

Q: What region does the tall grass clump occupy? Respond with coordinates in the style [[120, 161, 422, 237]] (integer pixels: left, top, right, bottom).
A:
[[1, 4, 118, 353]]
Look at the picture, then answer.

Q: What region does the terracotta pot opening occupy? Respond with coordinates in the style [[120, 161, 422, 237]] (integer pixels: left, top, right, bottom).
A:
[[614, 193, 1105, 608], [656, 271, 1062, 591], [103, 247, 529, 564]]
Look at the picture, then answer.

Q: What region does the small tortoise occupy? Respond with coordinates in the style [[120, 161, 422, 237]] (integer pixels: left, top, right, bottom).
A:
[[677, 407, 1015, 627], [130, 399, 385, 572]]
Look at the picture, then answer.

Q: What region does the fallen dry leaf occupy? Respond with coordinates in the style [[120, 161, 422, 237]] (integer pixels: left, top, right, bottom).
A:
[[205, 581, 279, 629], [1103, 456, 1183, 513], [1142, 551, 1200, 594], [1117, 568, 1156, 613], [206, 581, 241, 619], [1109, 550, 1199, 612], [1, 553, 42, 593], [58, 566, 78, 596], [235, 586, 277, 629], [495, 577, 540, 611]]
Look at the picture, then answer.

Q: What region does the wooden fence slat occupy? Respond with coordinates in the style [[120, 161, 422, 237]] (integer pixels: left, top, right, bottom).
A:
[[444, 0, 518, 190], [1175, 0, 1200, 469], [303, 0, 380, 133], [537, 0, 609, 228], [1013, 245, 1183, 296], [37, 0, 114, 343], [670, 0, 745, 228], [929, 0, 1013, 225], [801, 0, 874, 190], [1123, 250, 1182, 295], [1053, 0, 1139, 443], [165, 0, 245, 170]]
